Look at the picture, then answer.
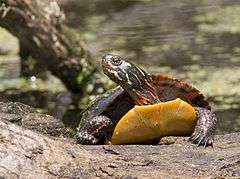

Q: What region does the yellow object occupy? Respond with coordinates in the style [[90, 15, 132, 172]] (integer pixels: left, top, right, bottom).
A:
[[111, 98, 197, 145]]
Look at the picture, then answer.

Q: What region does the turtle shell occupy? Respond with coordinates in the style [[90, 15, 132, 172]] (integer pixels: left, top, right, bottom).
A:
[[83, 75, 208, 123], [151, 75, 210, 109], [108, 75, 209, 144], [78, 74, 209, 144], [111, 98, 197, 144]]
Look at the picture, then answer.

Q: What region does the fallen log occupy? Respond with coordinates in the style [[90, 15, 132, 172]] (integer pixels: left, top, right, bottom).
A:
[[0, 102, 239, 178]]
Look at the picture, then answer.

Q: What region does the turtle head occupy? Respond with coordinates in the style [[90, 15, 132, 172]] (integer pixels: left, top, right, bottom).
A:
[[102, 54, 160, 105], [102, 54, 148, 90]]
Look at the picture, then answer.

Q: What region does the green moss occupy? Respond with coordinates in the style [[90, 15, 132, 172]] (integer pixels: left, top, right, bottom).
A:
[[0, 75, 65, 92], [195, 6, 240, 34], [0, 27, 19, 55]]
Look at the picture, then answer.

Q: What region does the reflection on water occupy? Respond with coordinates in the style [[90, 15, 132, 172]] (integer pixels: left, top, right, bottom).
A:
[[1, 0, 240, 133]]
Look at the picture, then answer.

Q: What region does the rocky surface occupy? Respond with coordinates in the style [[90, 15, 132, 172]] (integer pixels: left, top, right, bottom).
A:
[[0, 102, 239, 178], [0, 102, 71, 137]]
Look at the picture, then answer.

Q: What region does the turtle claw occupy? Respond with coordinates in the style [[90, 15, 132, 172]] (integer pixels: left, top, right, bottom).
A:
[[188, 133, 200, 142], [189, 130, 214, 148]]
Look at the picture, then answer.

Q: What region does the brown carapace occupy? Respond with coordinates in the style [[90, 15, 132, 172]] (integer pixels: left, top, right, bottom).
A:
[[151, 75, 210, 109]]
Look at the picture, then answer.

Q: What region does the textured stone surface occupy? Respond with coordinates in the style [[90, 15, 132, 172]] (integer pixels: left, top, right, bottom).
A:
[[0, 111, 239, 178]]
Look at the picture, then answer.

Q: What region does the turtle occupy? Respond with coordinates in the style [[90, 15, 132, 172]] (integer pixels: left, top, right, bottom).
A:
[[76, 54, 217, 147]]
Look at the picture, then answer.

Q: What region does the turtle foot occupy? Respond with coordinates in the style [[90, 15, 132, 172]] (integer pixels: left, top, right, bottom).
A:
[[189, 107, 217, 148], [189, 131, 213, 148], [76, 115, 113, 145], [76, 131, 99, 145]]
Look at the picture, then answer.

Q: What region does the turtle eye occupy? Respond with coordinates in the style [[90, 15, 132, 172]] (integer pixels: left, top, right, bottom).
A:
[[111, 57, 122, 66]]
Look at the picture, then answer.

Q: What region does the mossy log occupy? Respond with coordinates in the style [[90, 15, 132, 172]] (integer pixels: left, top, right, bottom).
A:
[[0, 0, 97, 93]]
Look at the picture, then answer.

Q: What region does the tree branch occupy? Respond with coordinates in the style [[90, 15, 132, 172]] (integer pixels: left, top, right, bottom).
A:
[[0, 0, 97, 93]]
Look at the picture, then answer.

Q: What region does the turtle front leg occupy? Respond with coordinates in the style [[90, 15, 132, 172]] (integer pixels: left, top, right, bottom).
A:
[[189, 107, 217, 147], [76, 115, 113, 145]]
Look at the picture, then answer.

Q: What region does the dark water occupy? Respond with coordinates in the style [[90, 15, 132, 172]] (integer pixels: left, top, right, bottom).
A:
[[1, 0, 240, 133], [62, 0, 240, 65]]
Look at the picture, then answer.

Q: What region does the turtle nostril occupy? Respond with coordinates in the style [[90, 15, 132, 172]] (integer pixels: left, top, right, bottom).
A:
[[102, 54, 114, 61]]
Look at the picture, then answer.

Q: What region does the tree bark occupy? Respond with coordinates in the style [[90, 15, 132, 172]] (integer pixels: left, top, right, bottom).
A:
[[0, 117, 239, 178], [0, 101, 239, 178], [0, 0, 97, 93]]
